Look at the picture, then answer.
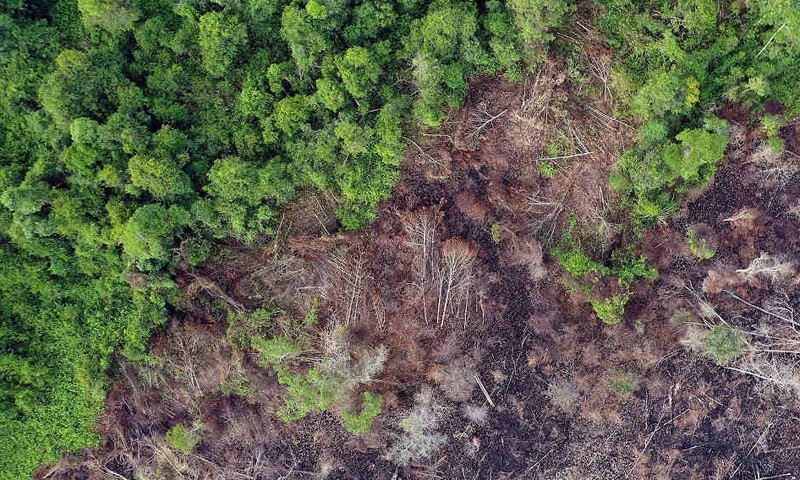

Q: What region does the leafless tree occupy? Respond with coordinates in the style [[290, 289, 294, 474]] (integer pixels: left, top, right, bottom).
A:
[[784, 203, 800, 219], [434, 240, 476, 328], [748, 142, 799, 188], [326, 248, 368, 327], [404, 136, 450, 177], [185, 275, 245, 311], [389, 386, 447, 466], [466, 102, 507, 139], [526, 193, 564, 245], [401, 209, 440, 324], [722, 207, 758, 228], [736, 252, 796, 284], [583, 53, 613, 102]]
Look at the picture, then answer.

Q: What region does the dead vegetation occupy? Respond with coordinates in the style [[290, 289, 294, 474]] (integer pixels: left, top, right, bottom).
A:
[[326, 248, 369, 327], [434, 239, 477, 328], [685, 281, 800, 399], [746, 140, 800, 189]]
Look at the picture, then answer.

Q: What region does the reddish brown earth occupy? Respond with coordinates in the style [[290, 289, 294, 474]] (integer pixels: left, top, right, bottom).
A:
[[38, 65, 800, 480]]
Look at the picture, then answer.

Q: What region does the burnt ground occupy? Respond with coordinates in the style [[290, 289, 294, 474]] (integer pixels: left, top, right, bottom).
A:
[[38, 60, 800, 479]]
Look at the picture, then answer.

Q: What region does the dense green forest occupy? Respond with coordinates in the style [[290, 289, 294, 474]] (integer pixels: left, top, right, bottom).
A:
[[0, 0, 797, 478]]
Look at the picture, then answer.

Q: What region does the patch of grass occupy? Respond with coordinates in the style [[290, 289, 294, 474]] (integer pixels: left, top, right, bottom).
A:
[[276, 367, 337, 422], [253, 336, 302, 367], [304, 297, 320, 326], [610, 374, 635, 395], [538, 160, 558, 179], [490, 223, 502, 244], [635, 320, 646, 334], [219, 368, 252, 398]]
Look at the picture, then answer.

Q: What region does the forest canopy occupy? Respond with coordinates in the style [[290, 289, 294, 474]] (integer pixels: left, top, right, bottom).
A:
[[0, 0, 798, 478]]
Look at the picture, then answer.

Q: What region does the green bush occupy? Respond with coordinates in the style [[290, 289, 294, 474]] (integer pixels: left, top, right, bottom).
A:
[[276, 367, 337, 422], [341, 391, 383, 433], [591, 294, 629, 326], [612, 248, 658, 287], [553, 248, 606, 278], [166, 423, 201, 455], [687, 228, 716, 260], [705, 324, 746, 365], [610, 373, 635, 394], [253, 336, 302, 367], [490, 223, 502, 244]]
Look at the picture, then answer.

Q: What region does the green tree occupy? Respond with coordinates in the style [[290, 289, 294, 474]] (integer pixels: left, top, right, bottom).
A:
[[77, 0, 140, 33], [128, 155, 191, 201], [115, 204, 189, 270], [337, 46, 382, 100], [506, 0, 570, 65], [198, 12, 248, 78]]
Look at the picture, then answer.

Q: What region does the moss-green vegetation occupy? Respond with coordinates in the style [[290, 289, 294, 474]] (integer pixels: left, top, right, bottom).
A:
[[253, 336, 302, 367], [705, 324, 746, 365], [276, 367, 338, 421], [490, 223, 502, 244], [342, 391, 384, 433], [166, 423, 202, 454], [687, 228, 716, 260], [610, 373, 635, 395], [591, 294, 630, 326], [552, 223, 657, 326]]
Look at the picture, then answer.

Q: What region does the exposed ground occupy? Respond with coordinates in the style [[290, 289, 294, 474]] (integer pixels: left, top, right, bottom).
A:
[[38, 56, 800, 479]]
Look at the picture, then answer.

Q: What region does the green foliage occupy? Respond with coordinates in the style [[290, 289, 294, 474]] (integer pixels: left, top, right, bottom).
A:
[[553, 228, 654, 326], [304, 298, 320, 326], [538, 160, 557, 179], [341, 391, 383, 433], [610, 373, 635, 394], [276, 367, 337, 422], [612, 120, 729, 224], [612, 247, 658, 287], [634, 320, 646, 334], [762, 114, 787, 153], [198, 11, 248, 78], [591, 294, 629, 326], [597, 0, 800, 225], [705, 324, 746, 365], [687, 228, 716, 260], [253, 336, 301, 367], [554, 248, 605, 278], [490, 223, 501, 244], [219, 368, 252, 398], [166, 423, 201, 454], [115, 204, 190, 271], [77, 0, 139, 33], [506, 0, 572, 65]]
